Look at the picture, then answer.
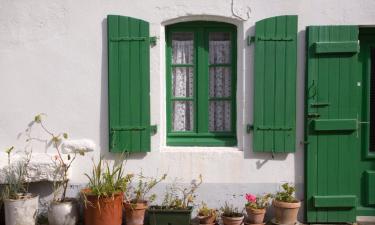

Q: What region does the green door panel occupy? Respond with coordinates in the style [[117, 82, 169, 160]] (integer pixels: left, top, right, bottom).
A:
[[314, 41, 360, 54], [365, 171, 375, 206], [313, 195, 357, 208], [107, 15, 151, 153], [253, 15, 297, 153], [312, 119, 357, 131]]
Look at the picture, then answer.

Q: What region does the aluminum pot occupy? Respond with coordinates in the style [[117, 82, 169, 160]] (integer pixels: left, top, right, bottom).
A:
[[4, 194, 39, 225], [48, 200, 79, 225]]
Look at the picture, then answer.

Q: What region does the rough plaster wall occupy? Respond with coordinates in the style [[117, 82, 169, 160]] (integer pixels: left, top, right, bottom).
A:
[[1, 0, 375, 214]]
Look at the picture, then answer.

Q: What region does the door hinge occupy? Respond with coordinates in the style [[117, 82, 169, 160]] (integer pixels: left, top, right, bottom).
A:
[[150, 125, 157, 135], [246, 124, 254, 133], [307, 113, 320, 118], [149, 36, 157, 46]]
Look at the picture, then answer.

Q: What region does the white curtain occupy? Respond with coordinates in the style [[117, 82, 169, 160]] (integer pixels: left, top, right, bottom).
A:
[[172, 39, 194, 131]]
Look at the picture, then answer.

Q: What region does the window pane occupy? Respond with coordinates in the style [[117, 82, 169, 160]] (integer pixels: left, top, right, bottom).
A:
[[370, 48, 375, 152], [172, 32, 194, 64], [172, 101, 194, 131], [172, 67, 194, 97], [209, 32, 231, 64], [209, 101, 231, 132], [209, 67, 231, 97]]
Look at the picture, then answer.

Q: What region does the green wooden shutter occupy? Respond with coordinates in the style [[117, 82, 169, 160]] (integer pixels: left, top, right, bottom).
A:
[[253, 15, 298, 153], [107, 15, 151, 153]]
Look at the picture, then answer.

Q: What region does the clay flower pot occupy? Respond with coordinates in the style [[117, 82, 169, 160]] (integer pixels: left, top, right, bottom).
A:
[[245, 207, 266, 224], [124, 200, 148, 225], [48, 200, 79, 225], [272, 200, 301, 225], [197, 213, 216, 224], [221, 215, 244, 225], [82, 189, 124, 225]]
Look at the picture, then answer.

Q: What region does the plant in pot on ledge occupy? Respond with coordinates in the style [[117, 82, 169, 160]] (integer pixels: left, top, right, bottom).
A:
[[148, 175, 202, 225], [244, 193, 272, 225], [197, 202, 217, 225], [220, 202, 244, 225], [1, 146, 38, 225], [124, 172, 167, 225], [82, 157, 133, 225], [27, 114, 93, 225], [272, 183, 301, 225]]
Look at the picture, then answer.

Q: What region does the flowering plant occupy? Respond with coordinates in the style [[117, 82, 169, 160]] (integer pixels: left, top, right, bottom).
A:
[[245, 193, 272, 209]]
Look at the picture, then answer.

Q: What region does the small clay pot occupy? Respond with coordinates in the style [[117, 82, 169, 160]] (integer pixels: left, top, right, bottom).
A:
[[197, 213, 216, 224], [82, 189, 123, 225], [221, 215, 244, 225], [272, 200, 301, 225], [124, 200, 148, 225], [245, 207, 266, 224]]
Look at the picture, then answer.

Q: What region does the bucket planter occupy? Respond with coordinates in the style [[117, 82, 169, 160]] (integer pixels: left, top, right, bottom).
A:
[[124, 201, 148, 225], [48, 199, 78, 225], [272, 200, 301, 225], [221, 215, 244, 225], [4, 194, 39, 225], [82, 189, 124, 225], [148, 206, 192, 225], [245, 207, 266, 224]]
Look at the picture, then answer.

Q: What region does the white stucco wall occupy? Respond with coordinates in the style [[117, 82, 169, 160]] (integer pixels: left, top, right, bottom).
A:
[[1, 0, 375, 211]]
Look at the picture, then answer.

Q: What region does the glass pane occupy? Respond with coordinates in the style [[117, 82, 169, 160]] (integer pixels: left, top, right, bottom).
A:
[[172, 67, 194, 97], [209, 67, 231, 97], [370, 48, 375, 152], [172, 32, 194, 64], [209, 32, 231, 64], [209, 101, 231, 132], [172, 101, 194, 131]]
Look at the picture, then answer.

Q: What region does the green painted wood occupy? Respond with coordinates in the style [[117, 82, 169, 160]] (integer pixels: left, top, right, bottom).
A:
[[314, 41, 359, 54], [253, 15, 297, 152], [107, 15, 150, 152], [305, 25, 361, 223], [365, 171, 375, 205], [313, 195, 357, 208], [312, 119, 357, 131], [165, 22, 237, 146]]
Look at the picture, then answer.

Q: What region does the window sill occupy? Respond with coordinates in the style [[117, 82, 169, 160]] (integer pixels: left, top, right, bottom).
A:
[[167, 136, 237, 147]]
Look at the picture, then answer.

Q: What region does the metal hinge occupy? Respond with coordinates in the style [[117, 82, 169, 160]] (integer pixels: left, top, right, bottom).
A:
[[150, 125, 157, 135], [110, 36, 157, 46], [307, 113, 320, 118], [246, 124, 254, 133], [256, 126, 292, 131]]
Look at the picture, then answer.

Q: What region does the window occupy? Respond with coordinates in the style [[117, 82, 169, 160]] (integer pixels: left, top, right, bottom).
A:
[[166, 21, 237, 146]]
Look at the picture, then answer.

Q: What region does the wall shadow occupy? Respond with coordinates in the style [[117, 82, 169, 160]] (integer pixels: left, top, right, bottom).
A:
[[99, 18, 147, 161]]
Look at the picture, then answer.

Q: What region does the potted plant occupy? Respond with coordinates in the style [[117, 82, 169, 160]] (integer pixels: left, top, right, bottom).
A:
[[244, 193, 271, 225], [124, 172, 166, 225], [220, 202, 244, 225], [81, 157, 132, 225], [1, 146, 39, 225], [272, 183, 301, 225], [197, 202, 217, 225], [148, 175, 202, 225], [27, 114, 93, 225]]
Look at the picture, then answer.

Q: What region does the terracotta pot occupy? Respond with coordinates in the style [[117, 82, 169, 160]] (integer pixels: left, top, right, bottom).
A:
[[124, 200, 148, 225], [197, 213, 216, 224], [272, 200, 301, 225], [82, 189, 123, 225], [245, 207, 266, 224], [221, 215, 244, 225]]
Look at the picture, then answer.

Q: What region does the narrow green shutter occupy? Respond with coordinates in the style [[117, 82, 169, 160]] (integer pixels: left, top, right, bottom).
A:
[[253, 15, 298, 153], [107, 15, 151, 153]]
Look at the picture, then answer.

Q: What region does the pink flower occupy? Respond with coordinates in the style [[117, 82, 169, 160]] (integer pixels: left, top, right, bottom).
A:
[[245, 194, 257, 203]]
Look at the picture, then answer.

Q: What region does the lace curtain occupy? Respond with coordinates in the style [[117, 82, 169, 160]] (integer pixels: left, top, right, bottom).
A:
[[171, 32, 232, 132]]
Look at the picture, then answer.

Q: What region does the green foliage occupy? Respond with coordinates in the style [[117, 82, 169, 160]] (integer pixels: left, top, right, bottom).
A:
[[1, 147, 32, 200], [198, 202, 217, 217], [245, 193, 272, 209], [220, 202, 243, 218], [128, 172, 166, 203], [274, 183, 298, 203], [84, 157, 133, 198], [161, 175, 202, 210]]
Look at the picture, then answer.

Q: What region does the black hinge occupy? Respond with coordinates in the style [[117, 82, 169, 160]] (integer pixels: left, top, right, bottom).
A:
[[150, 125, 157, 135], [110, 36, 157, 46], [307, 113, 320, 118], [246, 124, 254, 133]]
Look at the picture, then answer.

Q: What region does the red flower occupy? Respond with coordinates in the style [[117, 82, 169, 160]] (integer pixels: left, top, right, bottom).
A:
[[245, 193, 257, 203]]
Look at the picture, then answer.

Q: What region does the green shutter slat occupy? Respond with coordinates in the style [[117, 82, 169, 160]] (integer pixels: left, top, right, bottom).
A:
[[314, 41, 359, 54], [253, 15, 297, 152], [365, 171, 375, 206], [108, 15, 151, 153], [305, 25, 359, 223]]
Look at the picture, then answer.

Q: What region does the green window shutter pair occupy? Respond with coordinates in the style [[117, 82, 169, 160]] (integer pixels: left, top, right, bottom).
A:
[[107, 15, 151, 153], [253, 15, 298, 153]]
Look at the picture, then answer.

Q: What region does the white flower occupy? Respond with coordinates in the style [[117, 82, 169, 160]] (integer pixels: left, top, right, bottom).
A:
[[61, 139, 95, 154]]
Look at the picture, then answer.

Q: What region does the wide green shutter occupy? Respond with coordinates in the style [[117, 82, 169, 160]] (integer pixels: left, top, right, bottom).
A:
[[253, 15, 298, 153], [107, 15, 150, 153]]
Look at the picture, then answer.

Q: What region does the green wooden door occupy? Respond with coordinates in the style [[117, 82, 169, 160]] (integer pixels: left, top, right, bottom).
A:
[[305, 26, 375, 223]]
